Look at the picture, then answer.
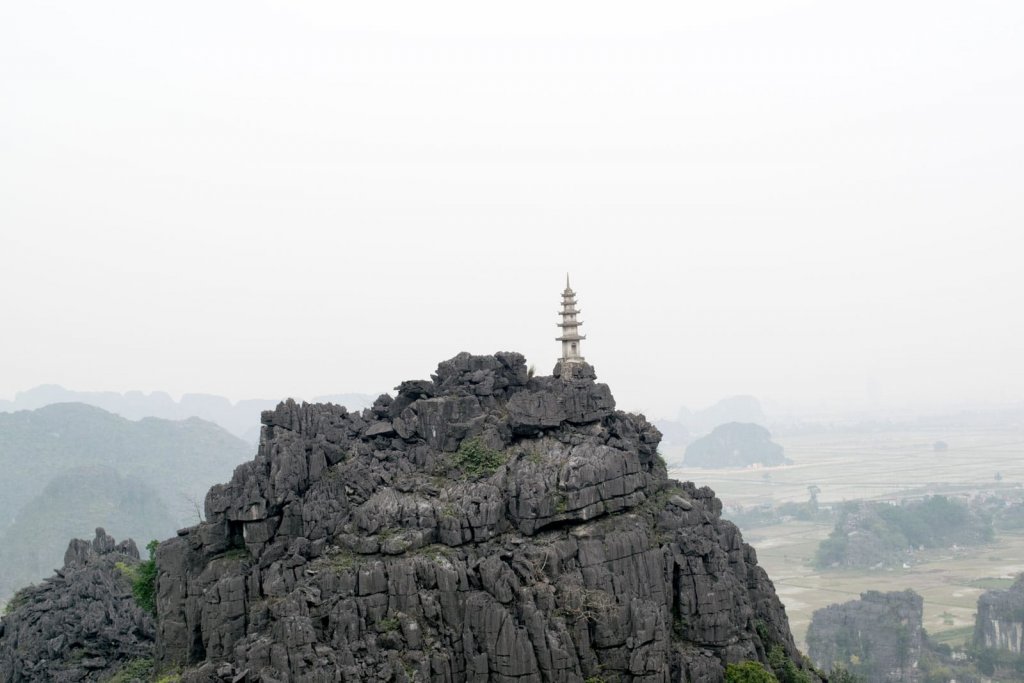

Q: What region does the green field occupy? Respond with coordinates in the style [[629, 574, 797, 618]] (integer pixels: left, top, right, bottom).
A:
[[669, 426, 1024, 651]]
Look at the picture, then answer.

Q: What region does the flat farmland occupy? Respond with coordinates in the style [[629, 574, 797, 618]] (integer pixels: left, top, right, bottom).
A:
[[743, 521, 1024, 650], [668, 427, 1024, 651], [670, 427, 1024, 507]]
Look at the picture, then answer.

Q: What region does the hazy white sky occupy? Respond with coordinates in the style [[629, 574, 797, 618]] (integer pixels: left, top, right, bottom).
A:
[[1, 1, 1022, 419]]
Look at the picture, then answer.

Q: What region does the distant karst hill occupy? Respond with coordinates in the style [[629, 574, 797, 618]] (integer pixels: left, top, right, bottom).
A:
[[0, 385, 376, 442], [974, 573, 1024, 675], [654, 395, 767, 450], [808, 590, 925, 682], [0, 465, 177, 602], [0, 402, 252, 603], [0, 403, 251, 523], [683, 421, 789, 468]]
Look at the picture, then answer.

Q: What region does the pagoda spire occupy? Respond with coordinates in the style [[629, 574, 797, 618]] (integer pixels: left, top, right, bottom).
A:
[[556, 275, 585, 363]]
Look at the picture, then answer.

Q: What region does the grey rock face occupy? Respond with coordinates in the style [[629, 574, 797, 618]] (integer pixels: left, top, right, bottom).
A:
[[974, 574, 1024, 654], [807, 590, 924, 682], [155, 352, 813, 682], [683, 423, 788, 469], [0, 528, 155, 683]]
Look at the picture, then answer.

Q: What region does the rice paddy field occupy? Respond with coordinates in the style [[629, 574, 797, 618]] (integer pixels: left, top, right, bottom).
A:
[[668, 426, 1024, 650]]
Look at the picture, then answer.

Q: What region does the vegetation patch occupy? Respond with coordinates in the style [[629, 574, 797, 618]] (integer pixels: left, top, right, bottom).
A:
[[3, 586, 32, 615], [971, 645, 1024, 677], [129, 540, 159, 616], [316, 548, 358, 572], [967, 576, 1015, 590], [416, 544, 456, 563], [767, 645, 812, 683], [725, 660, 779, 682], [815, 496, 993, 569], [107, 657, 155, 683], [452, 437, 506, 476], [376, 616, 401, 633], [554, 494, 568, 514]]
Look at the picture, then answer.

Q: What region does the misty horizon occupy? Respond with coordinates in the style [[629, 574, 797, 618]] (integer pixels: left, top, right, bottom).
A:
[[2, 1, 1022, 421]]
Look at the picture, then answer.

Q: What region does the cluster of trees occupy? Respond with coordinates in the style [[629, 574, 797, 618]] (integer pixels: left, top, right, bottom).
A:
[[815, 496, 993, 569]]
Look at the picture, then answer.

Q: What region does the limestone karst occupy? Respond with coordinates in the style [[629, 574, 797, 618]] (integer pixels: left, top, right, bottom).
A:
[[0, 529, 156, 682], [154, 352, 815, 681], [973, 573, 1024, 676], [682, 422, 788, 469], [807, 590, 925, 683], [2, 352, 819, 682]]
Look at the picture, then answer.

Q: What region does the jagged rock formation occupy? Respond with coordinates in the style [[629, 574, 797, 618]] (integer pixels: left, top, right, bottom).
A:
[[156, 352, 815, 682], [682, 423, 788, 469], [0, 528, 155, 682], [974, 574, 1024, 654], [806, 590, 924, 683]]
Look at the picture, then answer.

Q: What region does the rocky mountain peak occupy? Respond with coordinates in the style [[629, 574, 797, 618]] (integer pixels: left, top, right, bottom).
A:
[[148, 352, 815, 681], [64, 527, 141, 567], [0, 352, 815, 682]]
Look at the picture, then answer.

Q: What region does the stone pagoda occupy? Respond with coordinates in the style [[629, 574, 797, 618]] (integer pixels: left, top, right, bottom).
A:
[[556, 275, 586, 365]]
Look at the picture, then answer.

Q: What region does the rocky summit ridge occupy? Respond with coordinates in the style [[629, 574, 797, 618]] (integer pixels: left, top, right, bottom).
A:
[[1, 352, 816, 682], [153, 352, 813, 682]]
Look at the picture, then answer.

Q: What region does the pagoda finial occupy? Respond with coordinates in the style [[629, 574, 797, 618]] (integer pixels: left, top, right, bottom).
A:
[[556, 276, 585, 364]]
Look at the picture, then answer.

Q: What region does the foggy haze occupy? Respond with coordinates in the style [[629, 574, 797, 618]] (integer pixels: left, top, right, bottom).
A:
[[1, 1, 1022, 420]]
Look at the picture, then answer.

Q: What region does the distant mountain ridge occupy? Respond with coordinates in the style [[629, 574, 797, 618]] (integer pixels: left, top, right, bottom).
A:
[[655, 394, 767, 450], [0, 402, 255, 602], [0, 384, 377, 442], [0, 465, 177, 602], [683, 422, 790, 468], [0, 402, 251, 528]]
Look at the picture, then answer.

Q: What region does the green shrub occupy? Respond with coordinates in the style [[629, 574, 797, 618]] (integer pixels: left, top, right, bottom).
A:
[[768, 645, 811, 683], [452, 438, 506, 476], [725, 661, 779, 683], [108, 657, 155, 682], [376, 616, 401, 632], [3, 586, 32, 615], [131, 540, 159, 616], [827, 665, 864, 683]]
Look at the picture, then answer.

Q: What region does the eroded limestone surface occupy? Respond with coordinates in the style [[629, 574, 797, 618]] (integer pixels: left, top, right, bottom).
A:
[[0, 529, 155, 682], [975, 574, 1024, 654], [152, 352, 811, 682]]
